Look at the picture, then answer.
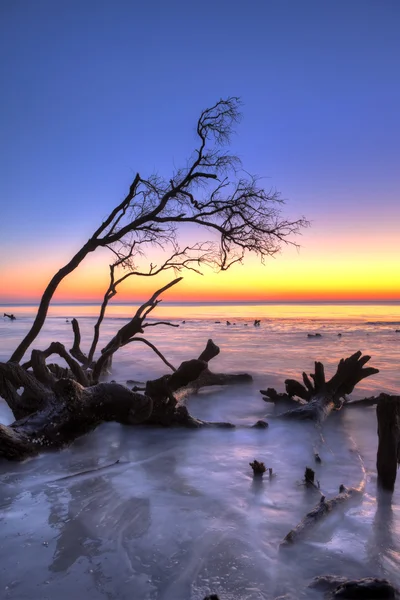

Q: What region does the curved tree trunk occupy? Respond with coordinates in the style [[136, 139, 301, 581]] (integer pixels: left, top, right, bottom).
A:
[[9, 174, 142, 364], [9, 240, 97, 364]]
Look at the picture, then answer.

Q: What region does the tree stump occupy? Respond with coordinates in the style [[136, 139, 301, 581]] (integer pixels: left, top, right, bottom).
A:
[[376, 394, 400, 492]]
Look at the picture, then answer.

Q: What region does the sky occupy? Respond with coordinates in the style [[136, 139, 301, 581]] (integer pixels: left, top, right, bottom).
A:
[[0, 0, 399, 304]]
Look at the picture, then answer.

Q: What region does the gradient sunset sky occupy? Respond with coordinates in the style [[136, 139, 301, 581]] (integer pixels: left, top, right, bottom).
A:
[[0, 1, 399, 304]]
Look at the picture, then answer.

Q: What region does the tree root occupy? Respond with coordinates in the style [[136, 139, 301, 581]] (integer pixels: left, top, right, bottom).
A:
[[272, 352, 378, 423]]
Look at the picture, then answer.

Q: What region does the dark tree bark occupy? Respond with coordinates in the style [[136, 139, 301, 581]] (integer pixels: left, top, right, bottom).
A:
[[275, 352, 379, 422], [91, 277, 182, 381], [281, 483, 365, 548], [9, 98, 307, 365], [69, 318, 90, 365], [0, 379, 153, 461], [0, 339, 244, 461], [376, 394, 400, 492]]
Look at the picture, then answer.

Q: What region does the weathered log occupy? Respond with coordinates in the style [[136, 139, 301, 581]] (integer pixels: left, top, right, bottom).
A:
[[0, 339, 239, 460], [281, 484, 364, 548], [281, 453, 366, 548], [309, 575, 399, 599], [278, 352, 379, 422], [177, 368, 252, 399], [0, 379, 153, 460], [0, 361, 52, 419], [147, 338, 252, 406], [344, 394, 384, 408], [376, 394, 400, 492]]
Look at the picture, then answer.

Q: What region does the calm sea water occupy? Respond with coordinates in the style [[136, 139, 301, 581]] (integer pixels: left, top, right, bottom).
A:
[[0, 303, 399, 599]]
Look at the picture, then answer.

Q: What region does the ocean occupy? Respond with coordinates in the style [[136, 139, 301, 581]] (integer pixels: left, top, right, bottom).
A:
[[0, 302, 399, 599]]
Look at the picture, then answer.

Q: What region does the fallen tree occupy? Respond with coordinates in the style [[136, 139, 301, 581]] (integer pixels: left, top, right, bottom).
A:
[[262, 352, 379, 422], [0, 335, 242, 461], [0, 97, 305, 459], [9, 97, 307, 365]]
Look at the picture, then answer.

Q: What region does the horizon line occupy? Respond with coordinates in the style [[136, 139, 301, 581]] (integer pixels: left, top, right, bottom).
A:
[[1, 300, 400, 306]]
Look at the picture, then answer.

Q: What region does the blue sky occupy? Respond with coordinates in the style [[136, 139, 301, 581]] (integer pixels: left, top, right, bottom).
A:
[[0, 0, 399, 301]]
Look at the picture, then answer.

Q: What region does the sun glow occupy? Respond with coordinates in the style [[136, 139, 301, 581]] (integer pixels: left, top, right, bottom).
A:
[[1, 228, 399, 304]]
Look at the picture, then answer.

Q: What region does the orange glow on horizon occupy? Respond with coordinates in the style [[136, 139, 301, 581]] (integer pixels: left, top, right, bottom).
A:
[[1, 230, 399, 304]]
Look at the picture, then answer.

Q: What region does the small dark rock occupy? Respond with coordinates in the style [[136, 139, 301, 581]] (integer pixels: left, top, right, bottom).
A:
[[252, 420, 269, 428], [333, 578, 398, 598]]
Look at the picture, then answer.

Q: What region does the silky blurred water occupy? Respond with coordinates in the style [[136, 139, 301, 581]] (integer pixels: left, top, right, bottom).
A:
[[0, 303, 399, 599]]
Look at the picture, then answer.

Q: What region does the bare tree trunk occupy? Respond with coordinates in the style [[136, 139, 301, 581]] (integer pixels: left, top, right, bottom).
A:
[[9, 174, 142, 364], [376, 394, 400, 492], [9, 241, 97, 364]]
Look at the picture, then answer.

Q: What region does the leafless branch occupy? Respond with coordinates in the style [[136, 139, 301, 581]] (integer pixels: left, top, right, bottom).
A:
[[11, 97, 308, 364], [122, 337, 176, 372]]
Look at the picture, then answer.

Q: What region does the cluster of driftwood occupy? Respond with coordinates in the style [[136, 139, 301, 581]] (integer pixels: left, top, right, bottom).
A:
[[255, 358, 399, 599], [1, 284, 400, 599], [1, 315, 399, 598], [261, 358, 400, 493]]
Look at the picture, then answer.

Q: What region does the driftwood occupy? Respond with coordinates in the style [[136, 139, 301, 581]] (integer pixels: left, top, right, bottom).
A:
[[0, 339, 245, 461], [376, 394, 400, 492], [344, 393, 389, 408], [281, 451, 366, 548], [263, 390, 387, 412], [281, 482, 365, 548], [269, 352, 379, 422], [309, 575, 399, 598], [3, 312, 16, 320], [260, 387, 303, 411]]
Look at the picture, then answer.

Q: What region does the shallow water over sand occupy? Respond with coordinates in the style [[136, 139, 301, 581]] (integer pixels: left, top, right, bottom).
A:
[[0, 303, 399, 599]]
